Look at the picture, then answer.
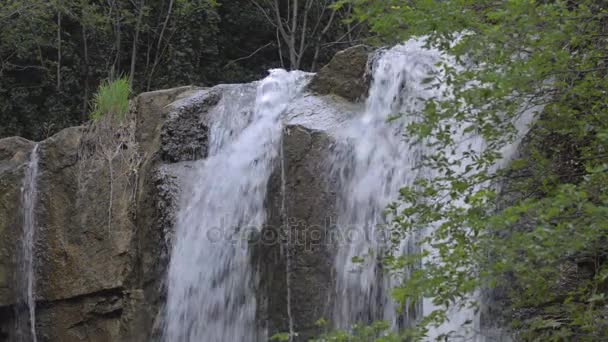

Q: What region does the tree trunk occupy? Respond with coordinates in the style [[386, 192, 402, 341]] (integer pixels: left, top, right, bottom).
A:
[[56, 4, 61, 90], [311, 5, 336, 71], [289, 0, 298, 69], [147, 0, 174, 90], [129, 0, 145, 85], [114, 0, 121, 77], [82, 23, 89, 119]]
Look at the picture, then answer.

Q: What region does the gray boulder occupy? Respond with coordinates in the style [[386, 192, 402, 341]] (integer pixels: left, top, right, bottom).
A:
[[308, 45, 374, 102], [258, 125, 337, 341]]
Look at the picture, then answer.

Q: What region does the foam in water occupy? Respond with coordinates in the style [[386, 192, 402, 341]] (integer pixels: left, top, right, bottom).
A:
[[164, 69, 310, 342], [16, 144, 39, 342]]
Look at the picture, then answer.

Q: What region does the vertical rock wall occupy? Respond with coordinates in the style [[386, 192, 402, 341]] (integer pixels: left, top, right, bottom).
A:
[[0, 86, 200, 342], [0, 137, 36, 339], [259, 125, 337, 341]]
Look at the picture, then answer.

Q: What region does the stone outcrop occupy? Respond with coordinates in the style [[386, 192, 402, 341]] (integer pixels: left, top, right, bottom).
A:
[[480, 120, 601, 339], [308, 45, 374, 102], [0, 86, 202, 341], [160, 90, 219, 163], [258, 125, 337, 341]]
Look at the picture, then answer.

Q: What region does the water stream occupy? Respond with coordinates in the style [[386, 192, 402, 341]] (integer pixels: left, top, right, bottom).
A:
[[329, 39, 535, 340], [16, 144, 40, 342], [164, 70, 309, 342], [328, 40, 447, 330]]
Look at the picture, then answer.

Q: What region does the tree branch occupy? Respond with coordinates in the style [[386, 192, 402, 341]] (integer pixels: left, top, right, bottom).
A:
[[250, 0, 278, 29], [223, 42, 273, 68]]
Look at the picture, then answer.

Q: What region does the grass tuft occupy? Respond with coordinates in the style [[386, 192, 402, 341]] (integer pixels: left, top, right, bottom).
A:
[[90, 77, 131, 121]]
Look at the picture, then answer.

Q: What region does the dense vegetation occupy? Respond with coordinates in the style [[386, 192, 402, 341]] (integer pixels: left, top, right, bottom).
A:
[[0, 0, 362, 140], [5, 0, 608, 340], [314, 0, 608, 341]]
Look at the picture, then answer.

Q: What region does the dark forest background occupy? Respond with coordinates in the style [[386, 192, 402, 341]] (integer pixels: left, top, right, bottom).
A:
[[0, 0, 364, 140]]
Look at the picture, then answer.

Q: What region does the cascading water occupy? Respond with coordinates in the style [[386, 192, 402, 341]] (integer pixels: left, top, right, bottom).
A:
[[162, 38, 533, 341], [330, 39, 538, 341], [329, 40, 446, 329], [329, 38, 534, 340], [15, 144, 39, 342], [164, 69, 310, 342]]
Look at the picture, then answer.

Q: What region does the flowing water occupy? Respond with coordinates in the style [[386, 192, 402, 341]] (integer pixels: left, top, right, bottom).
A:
[[164, 69, 310, 342], [15, 144, 40, 342], [164, 39, 534, 341], [329, 39, 535, 340], [328, 39, 448, 330]]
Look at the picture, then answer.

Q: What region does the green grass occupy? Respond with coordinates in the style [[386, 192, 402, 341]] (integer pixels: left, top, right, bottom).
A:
[[90, 77, 131, 121]]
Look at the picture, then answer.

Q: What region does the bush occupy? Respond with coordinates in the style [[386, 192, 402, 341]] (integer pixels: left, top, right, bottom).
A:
[[90, 78, 131, 121]]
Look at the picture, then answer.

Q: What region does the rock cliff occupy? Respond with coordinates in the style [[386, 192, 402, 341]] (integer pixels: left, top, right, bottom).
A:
[[0, 49, 370, 341], [0, 86, 199, 341]]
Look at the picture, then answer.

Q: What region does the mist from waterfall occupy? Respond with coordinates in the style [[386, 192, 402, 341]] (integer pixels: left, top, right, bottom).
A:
[[15, 144, 39, 342], [164, 69, 310, 342]]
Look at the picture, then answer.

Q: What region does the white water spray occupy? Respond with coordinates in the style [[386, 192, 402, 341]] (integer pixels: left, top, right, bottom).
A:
[[16, 144, 39, 342], [164, 70, 309, 342]]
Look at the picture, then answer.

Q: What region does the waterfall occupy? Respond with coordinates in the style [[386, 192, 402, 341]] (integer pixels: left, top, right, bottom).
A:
[[329, 40, 445, 329], [162, 39, 534, 341], [16, 144, 39, 342], [164, 69, 310, 342], [329, 38, 534, 340]]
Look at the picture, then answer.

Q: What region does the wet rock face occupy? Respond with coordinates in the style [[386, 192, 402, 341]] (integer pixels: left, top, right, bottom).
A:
[[0, 137, 34, 166], [480, 124, 601, 339], [308, 45, 374, 102], [259, 125, 337, 342], [0, 86, 207, 342], [35, 289, 146, 342], [160, 90, 220, 162], [0, 137, 36, 307]]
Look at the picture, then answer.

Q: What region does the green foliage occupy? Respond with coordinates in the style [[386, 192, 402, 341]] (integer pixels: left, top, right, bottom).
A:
[[312, 321, 402, 342], [90, 77, 131, 121], [0, 0, 84, 139], [270, 332, 291, 341], [0, 0, 358, 141], [329, 0, 608, 340]]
